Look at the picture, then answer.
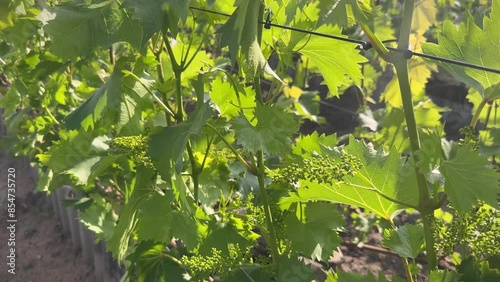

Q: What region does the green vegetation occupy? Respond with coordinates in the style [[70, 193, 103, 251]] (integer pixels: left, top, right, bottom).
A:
[[1, 0, 500, 281]]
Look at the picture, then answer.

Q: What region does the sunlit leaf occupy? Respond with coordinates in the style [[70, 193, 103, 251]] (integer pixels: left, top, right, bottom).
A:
[[284, 202, 344, 261], [296, 25, 367, 97], [439, 144, 500, 215], [412, 0, 437, 34], [382, 223, 424, 259], [281, 136, 419, 220], [37, 1, 143, 59], [232, 104, 298, 154], [422, 1, 500, 95]]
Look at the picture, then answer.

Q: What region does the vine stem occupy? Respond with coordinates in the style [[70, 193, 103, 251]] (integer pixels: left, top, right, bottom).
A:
[[394, 46, 438, 272], [402, 258, 415, 282], [205, 123, 253, 172], [256, 150, 281, 265], [123, 71, 176, 118], [186, 141, 200, 203], [252, 2, 281, 266], [393, 0, 437, 270], [470, 97, 488, 129]]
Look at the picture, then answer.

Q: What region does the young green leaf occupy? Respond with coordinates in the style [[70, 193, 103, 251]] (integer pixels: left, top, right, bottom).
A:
[[37, 129, 92, 173], [292, 131, 337, 159], [276, 256, 316, 282], [412, 0, 437, 35], [284, 202, 344, 261], [123, 0, 190, 41], [135, 193, 200, 250], [127, 242, 188, 281], [439, 144, 500, 215], [65, 58, 153, 132], [108, 166, 155, 260], [382, 223, 424, 259], [232, 104, 298, 154], [295, 25, 367, 97], [280, 136, 419, 221], [421, 0, 500, 95], [429, 270, 463, 282], [221, 266, 274, 282], [209, 76, 256, 120], [218, 0, 283, 82], [37, 1, 143, 59], [148, 102, 213, 179], [198, 220, 258, 257]]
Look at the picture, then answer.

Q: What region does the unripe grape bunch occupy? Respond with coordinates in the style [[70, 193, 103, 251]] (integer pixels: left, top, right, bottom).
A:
[[109, 135, 154, 168], [273, 154, 363, 186]]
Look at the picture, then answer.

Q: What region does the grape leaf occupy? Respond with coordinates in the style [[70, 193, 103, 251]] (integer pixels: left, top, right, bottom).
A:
[[412, 0, 437, 34], [135, 193, 199, 250], [429, 270, 463, 282], [198, 219, 258, 256], [284, 202, 344, 261], [64, 156, 100, 186], [108, 166, 155, 260], [382, 223, 424, 259], [232, 104, 298, 154], [37, 1, 143, 59], [37, 129, 95, 174], [276, 256, 316, 282], [127, 242, 188, 281], [221, 266, 274, 282], [65, 58, 153, 132], [415, 128, 444, 174], [209, 76, 256, 120], [293, 131, 337, 159], [317, 0, 373, 28], [217, 0, 282, 82], [161, 40, 213, 87], [64, 69, 121, 131], [439, 144, 500, 215], [119, 71, 155, 135], [284, 0, 310, 25], [479, 128, 500, 156], [296, 25, 367, 97], [148, 102, 213, 179], [281, 136, 419, 220], [79, 195, 116, 241], [317, 0, 353, 27], [123, 0, 190, 43], [421, 0, 500, 95], [197, 165, 233, 207], [107, 196, 140, 260]]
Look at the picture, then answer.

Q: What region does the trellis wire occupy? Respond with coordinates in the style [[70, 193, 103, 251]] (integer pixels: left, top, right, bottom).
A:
[[190, 6, 500, 75]]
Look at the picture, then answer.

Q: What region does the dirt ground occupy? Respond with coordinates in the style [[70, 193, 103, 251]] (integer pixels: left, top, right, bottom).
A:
[[0, 147, 94, 282]]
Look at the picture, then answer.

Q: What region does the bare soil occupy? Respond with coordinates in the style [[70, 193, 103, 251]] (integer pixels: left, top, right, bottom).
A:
[[0, 148, 94, 282]]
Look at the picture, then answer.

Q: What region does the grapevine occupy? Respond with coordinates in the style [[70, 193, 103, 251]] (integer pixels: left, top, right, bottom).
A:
[[1, 0, 500, 281], [435, 202, 500, 261], [273, 154, 363, 186], [109, 135, 154, 169]]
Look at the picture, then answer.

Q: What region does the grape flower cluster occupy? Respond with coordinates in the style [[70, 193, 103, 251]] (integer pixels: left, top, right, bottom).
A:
[[434, 202, 500, 260], [458, 125, 479, 150], [273, 154, 363, 186], [109, 135, 154, 168], [181, 244, 250, 279]]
